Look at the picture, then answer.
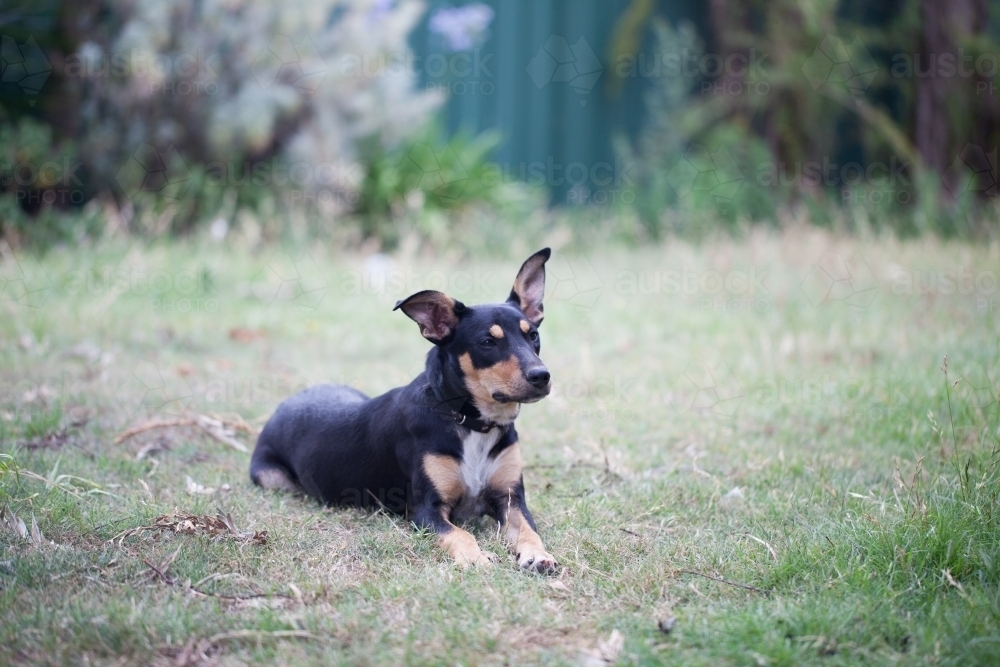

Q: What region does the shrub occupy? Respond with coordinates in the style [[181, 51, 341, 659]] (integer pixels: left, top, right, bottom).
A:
[[0, 113, 103, 247], [68, 0, 443, 233]]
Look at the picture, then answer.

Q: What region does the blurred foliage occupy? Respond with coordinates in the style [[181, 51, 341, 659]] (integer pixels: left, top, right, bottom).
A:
[[1, 0, 452, 246], [1, 0, 998, 249], [0, 113, 102, 246], [72, 0, 443, 233], [0, 0, 529, 250], [357, 124, 502, 240], [616, 0, 1000, 239], [353, 122, 559, 250], [0, 114, 78, 206]]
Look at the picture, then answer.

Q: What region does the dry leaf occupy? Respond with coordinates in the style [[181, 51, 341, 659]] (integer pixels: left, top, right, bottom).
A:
[[137, 478, 154, 501], [228, 327, 266, 343], [722, 486, 745, 503], [581, 629, 624, 667], [185, 475, 216, 495], [0, 506, 28, 540], [110, 509, 267, 546], [29, 514, 44, 545]]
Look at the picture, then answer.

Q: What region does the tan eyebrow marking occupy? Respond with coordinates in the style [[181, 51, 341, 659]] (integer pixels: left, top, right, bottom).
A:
[[519, 320, 530, 333], [489, 324, 504, 338]]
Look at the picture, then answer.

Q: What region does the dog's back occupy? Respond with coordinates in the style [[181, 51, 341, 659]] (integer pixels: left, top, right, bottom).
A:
[[250, 384, 370, 495]]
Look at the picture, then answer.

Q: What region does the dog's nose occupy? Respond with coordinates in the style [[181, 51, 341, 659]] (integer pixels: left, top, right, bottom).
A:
[[527, 367, 550, 387]]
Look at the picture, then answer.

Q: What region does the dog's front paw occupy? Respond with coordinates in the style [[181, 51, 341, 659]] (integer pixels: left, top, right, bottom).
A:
[[442, 527, 494, 569], [471, 550, 499, 568], [515, 545, 558, 574], [454, 547, 496, 569]]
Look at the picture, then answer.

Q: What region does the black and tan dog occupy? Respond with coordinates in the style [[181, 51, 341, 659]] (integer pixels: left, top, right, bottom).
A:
[[250, 249, 557, 572]]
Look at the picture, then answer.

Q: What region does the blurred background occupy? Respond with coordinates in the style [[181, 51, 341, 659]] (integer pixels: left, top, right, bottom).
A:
[[0, 0, 998, 249], [3, 5, 1000, 663]]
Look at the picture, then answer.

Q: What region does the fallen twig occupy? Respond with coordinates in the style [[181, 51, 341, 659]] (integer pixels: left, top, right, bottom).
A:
[[743, 533, 779, 561], [110, 509, 268, 547], [677, 569, 769, 594], [115, 418, 192, 444], [114, 412, 250, 453]]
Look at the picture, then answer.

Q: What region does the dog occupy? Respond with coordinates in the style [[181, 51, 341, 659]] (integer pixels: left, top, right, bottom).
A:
[[250, 249, 557, 572]]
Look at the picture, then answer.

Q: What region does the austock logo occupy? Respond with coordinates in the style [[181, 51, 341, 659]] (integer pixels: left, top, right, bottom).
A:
[[674, 361, 744, 420], [390, 142, 470, 205], [527, 35, 602, 105], [667, 144, 744, 215], [0, 248, 52, 313], [1, 35, 51, 99], [113, 359, 194, 425], [115, 144, 192, 201], [546, 252, 603, 312], [802, 35, 877, 96], [944, 144, 998, 198], [801, 251, 878, 309], [251, 35, 327, 95], [249, 251, 328, 309]]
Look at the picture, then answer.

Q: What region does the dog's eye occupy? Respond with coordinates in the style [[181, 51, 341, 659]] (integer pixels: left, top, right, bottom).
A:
[[529, 331, 539, 341], [480, 338, 497, 348]]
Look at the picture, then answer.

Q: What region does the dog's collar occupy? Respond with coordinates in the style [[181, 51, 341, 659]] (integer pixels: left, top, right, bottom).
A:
[[449, 401, 501, 433], [423, 385, 505, 433]]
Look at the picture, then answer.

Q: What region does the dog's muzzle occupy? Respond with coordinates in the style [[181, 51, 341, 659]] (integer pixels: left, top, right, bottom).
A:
[[492, 365, 552, 403]]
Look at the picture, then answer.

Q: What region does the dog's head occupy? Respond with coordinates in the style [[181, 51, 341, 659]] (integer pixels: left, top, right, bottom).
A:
[[395, 249, 552, 419]]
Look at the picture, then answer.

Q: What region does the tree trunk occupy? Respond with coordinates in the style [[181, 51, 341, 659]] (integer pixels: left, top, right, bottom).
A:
[[915, 0, 987, 193]]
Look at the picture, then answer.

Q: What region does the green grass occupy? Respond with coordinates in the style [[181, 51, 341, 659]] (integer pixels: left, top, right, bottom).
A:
[[1, 229, 999, 665]]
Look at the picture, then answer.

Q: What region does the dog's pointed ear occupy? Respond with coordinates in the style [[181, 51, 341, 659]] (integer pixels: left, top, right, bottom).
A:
[[394, 290, 465, 343], [507, 247, 550, 326]]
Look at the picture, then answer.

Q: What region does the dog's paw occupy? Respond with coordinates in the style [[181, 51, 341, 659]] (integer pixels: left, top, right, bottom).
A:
[[455, 548, 496, 569], [515, 546, 558, 574]]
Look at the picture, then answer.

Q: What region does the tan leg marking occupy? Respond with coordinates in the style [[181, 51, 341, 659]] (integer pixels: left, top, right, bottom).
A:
[[438, 523, 493, 568], [423, 453, 464, 505], [423, 453, 492, 567], [489, 448, 556, 574], [503, 505, 557, 574], [487, 442, 523, 494]]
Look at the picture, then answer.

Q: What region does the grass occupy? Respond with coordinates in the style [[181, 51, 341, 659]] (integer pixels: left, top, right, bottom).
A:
[[1, 227, 999, 665]]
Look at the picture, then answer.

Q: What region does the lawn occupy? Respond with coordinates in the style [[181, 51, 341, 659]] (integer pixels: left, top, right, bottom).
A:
[[1, 228, 999, 666]]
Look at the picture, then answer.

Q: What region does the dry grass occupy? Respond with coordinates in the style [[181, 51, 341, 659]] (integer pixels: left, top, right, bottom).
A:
[[1, 227, 999, 665]]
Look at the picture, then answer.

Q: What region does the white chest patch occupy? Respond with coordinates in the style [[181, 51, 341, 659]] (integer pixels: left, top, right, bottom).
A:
[[458, 429, 504, 500]]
